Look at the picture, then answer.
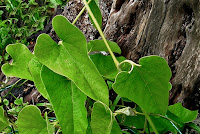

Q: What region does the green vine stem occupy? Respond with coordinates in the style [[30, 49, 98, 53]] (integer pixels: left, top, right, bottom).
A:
[[141, 118, 147, 133], [82, 0, 120, 69], [141, 109, 159, 134], [2, 79, 22, 98], [16, 79, 28, 88], [72, 0, 92, 25], [133, 108, 182, 133], [119, 60, 141, 73]]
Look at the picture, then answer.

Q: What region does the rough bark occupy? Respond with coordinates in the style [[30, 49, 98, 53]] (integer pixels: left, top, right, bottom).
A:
[[104, 0, 200, 111]]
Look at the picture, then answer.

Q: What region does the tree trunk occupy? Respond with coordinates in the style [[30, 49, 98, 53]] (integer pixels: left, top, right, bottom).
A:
[[103, 0, 200, 111]]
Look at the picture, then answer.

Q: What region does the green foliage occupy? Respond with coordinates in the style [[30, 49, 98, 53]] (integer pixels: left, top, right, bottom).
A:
[[35, 16, 109, 105], [41, 66, 88, 134], [113, 56, 172, 115], [88, 40, 121, 54], [91, 102, 113, 134], [167, 103, 198, 124], [18, 105, 54, 134], [110, 119, 122, 134], [0, 106, 9, 132], [186, 122, 200, 133], [0, 0, 68, 65], [28, 57, 49, 99], [14, 97, 23, 105], [3, 98, 9, 106], [90, 54, 125, 79], [2, 43, 34, 80], [87, 0, 102, 29], [1, 1, 199, 134]]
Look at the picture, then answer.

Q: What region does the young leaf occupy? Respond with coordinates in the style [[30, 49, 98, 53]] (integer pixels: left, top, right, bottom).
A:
[[41, 66, 88, 134], [0, 107, 9, 132], [14, 97, 23, 105], [90, 54, 125, 79], [35, 15, 109, 105], [113, 56, 172, 115], [87, 0, 102, 28], [18, 105, 52, 134], [28, 57, 49, 100], [167, 103, 198, 123], [2, 43, 34, 80], [88, 40, 121, 54], [91, 102, 113, 134]]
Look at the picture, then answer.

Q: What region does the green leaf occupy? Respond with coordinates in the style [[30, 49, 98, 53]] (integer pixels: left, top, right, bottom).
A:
[[88, 40, 121, 54], [117, 114, 145, 129], [0, 107, 9, 132], [186, 122, 200, 133], [118, 112, 176, 133], [41, 66, 88, 134], [3, 99, 9, 106], [149, 115, 177, 133], [167, 103, 198, 123], [111, 119, 122, 134], [18, 105, 52, 134], [14, 97, 23, 105], [28, 57, 50, 100], [87, 0, 102, 28], [91, 102, 113, 134], [2, 43, 33, 81], [113, 56, 172, 115], [93, 0, 99, 7], [35, 15, 109, 105], [90, 54, 125, 79]]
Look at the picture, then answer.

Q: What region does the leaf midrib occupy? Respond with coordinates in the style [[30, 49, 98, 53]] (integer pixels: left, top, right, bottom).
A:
[[135, 67, 161, 113], [61, 43, 99, 101]]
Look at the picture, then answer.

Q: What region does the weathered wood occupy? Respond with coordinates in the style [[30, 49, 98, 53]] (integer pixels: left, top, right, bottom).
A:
[[104, 0, 200, 111]]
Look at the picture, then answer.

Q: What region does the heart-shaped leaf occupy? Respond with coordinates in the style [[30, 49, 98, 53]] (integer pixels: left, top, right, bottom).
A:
[[0, 106, 9, 132], [88, 40, 121, 54], [41, 66, 88, 134], [91, 102, 113, 134], [2, 43, 33, 80], [18, 105, 53, 134], [113, 56, 172, 115], [34, 15, 109, 105]]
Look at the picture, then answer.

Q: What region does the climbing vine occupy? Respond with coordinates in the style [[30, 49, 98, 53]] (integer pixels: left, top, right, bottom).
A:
[[0, 0, 199, 134]]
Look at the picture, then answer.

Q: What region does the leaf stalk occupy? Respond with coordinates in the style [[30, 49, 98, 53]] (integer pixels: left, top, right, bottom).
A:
[[141, 109, 159, 134], [82, 0, 120, 69], [72, 0, 92, 25]]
